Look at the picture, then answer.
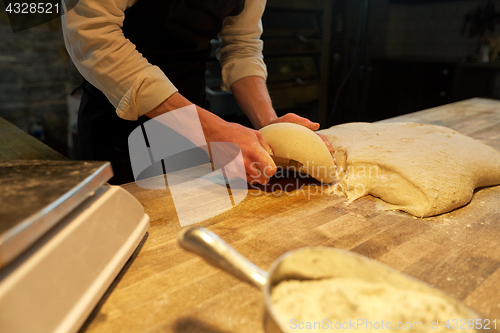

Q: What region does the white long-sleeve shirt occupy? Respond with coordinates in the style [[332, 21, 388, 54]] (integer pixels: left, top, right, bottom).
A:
[[62, 0, 268, 120]]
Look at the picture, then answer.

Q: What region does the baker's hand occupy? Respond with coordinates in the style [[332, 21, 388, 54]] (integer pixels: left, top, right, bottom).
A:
[[268, 113, 335, 154], [268, 113, 319, 130], [146, 93, 277, 185], [199, 110, 277, 185], [230, 78, 334, 155]]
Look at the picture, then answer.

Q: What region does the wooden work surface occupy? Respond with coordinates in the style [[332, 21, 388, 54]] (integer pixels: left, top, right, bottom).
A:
[[0, 117, 66, 161], [81, 98, 500, 333]]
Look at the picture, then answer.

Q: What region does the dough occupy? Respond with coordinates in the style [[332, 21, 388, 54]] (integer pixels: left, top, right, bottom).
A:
[[318, 122, 500, 217], [259, 123, 337, 183]]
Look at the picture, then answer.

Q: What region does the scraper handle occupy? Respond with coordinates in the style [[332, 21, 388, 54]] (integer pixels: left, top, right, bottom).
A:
[[178, 227, 269, 291], [270, 155, 304, 171]]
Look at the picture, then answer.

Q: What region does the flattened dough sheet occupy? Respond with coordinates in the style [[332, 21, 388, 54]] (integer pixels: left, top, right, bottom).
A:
[[318, 122, 500, 217]]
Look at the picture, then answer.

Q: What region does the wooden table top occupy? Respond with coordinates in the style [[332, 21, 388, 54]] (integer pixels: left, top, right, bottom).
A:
[[81, 98, 500, 333], [0, 117, 66, 161]]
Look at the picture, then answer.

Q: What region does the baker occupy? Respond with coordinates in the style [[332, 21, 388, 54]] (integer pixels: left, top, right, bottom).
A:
[[62, 0, 333, 185]]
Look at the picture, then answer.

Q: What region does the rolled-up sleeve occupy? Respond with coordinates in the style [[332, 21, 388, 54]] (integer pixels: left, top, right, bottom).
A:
[[217, 0, 268, 93], [62, 0, 178, 120]]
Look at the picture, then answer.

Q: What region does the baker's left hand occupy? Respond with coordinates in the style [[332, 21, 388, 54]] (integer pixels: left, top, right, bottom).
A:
[[268, 113, 335, 154], [268, 113, 319, 130]]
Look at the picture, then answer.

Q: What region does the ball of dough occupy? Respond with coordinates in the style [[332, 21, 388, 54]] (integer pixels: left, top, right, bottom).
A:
[[259, 123, 337, 183]]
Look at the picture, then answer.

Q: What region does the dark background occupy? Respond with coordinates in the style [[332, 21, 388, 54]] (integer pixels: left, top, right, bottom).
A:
[[1, 0, 499, 158]]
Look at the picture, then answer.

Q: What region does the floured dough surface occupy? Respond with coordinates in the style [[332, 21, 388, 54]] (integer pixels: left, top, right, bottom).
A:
[[271, 277, 475, 333], [260, 123, 337, 183], [270, 249, 478, 333], [318, 122, 500, 217]]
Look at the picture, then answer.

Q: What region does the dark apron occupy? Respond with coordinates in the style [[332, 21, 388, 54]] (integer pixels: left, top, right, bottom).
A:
[[78, 0, 245, 184]]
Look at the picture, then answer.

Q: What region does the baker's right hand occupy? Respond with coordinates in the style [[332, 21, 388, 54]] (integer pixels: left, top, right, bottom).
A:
[[198, 108, 277, 185], [146, 93, 277, 185]]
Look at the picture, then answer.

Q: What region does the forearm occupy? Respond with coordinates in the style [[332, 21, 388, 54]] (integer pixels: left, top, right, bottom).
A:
[[145, 92, 276, 185], [145, 92, 227, 141], [230, 76, 277, 129], [217, 0, 267, 93]]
